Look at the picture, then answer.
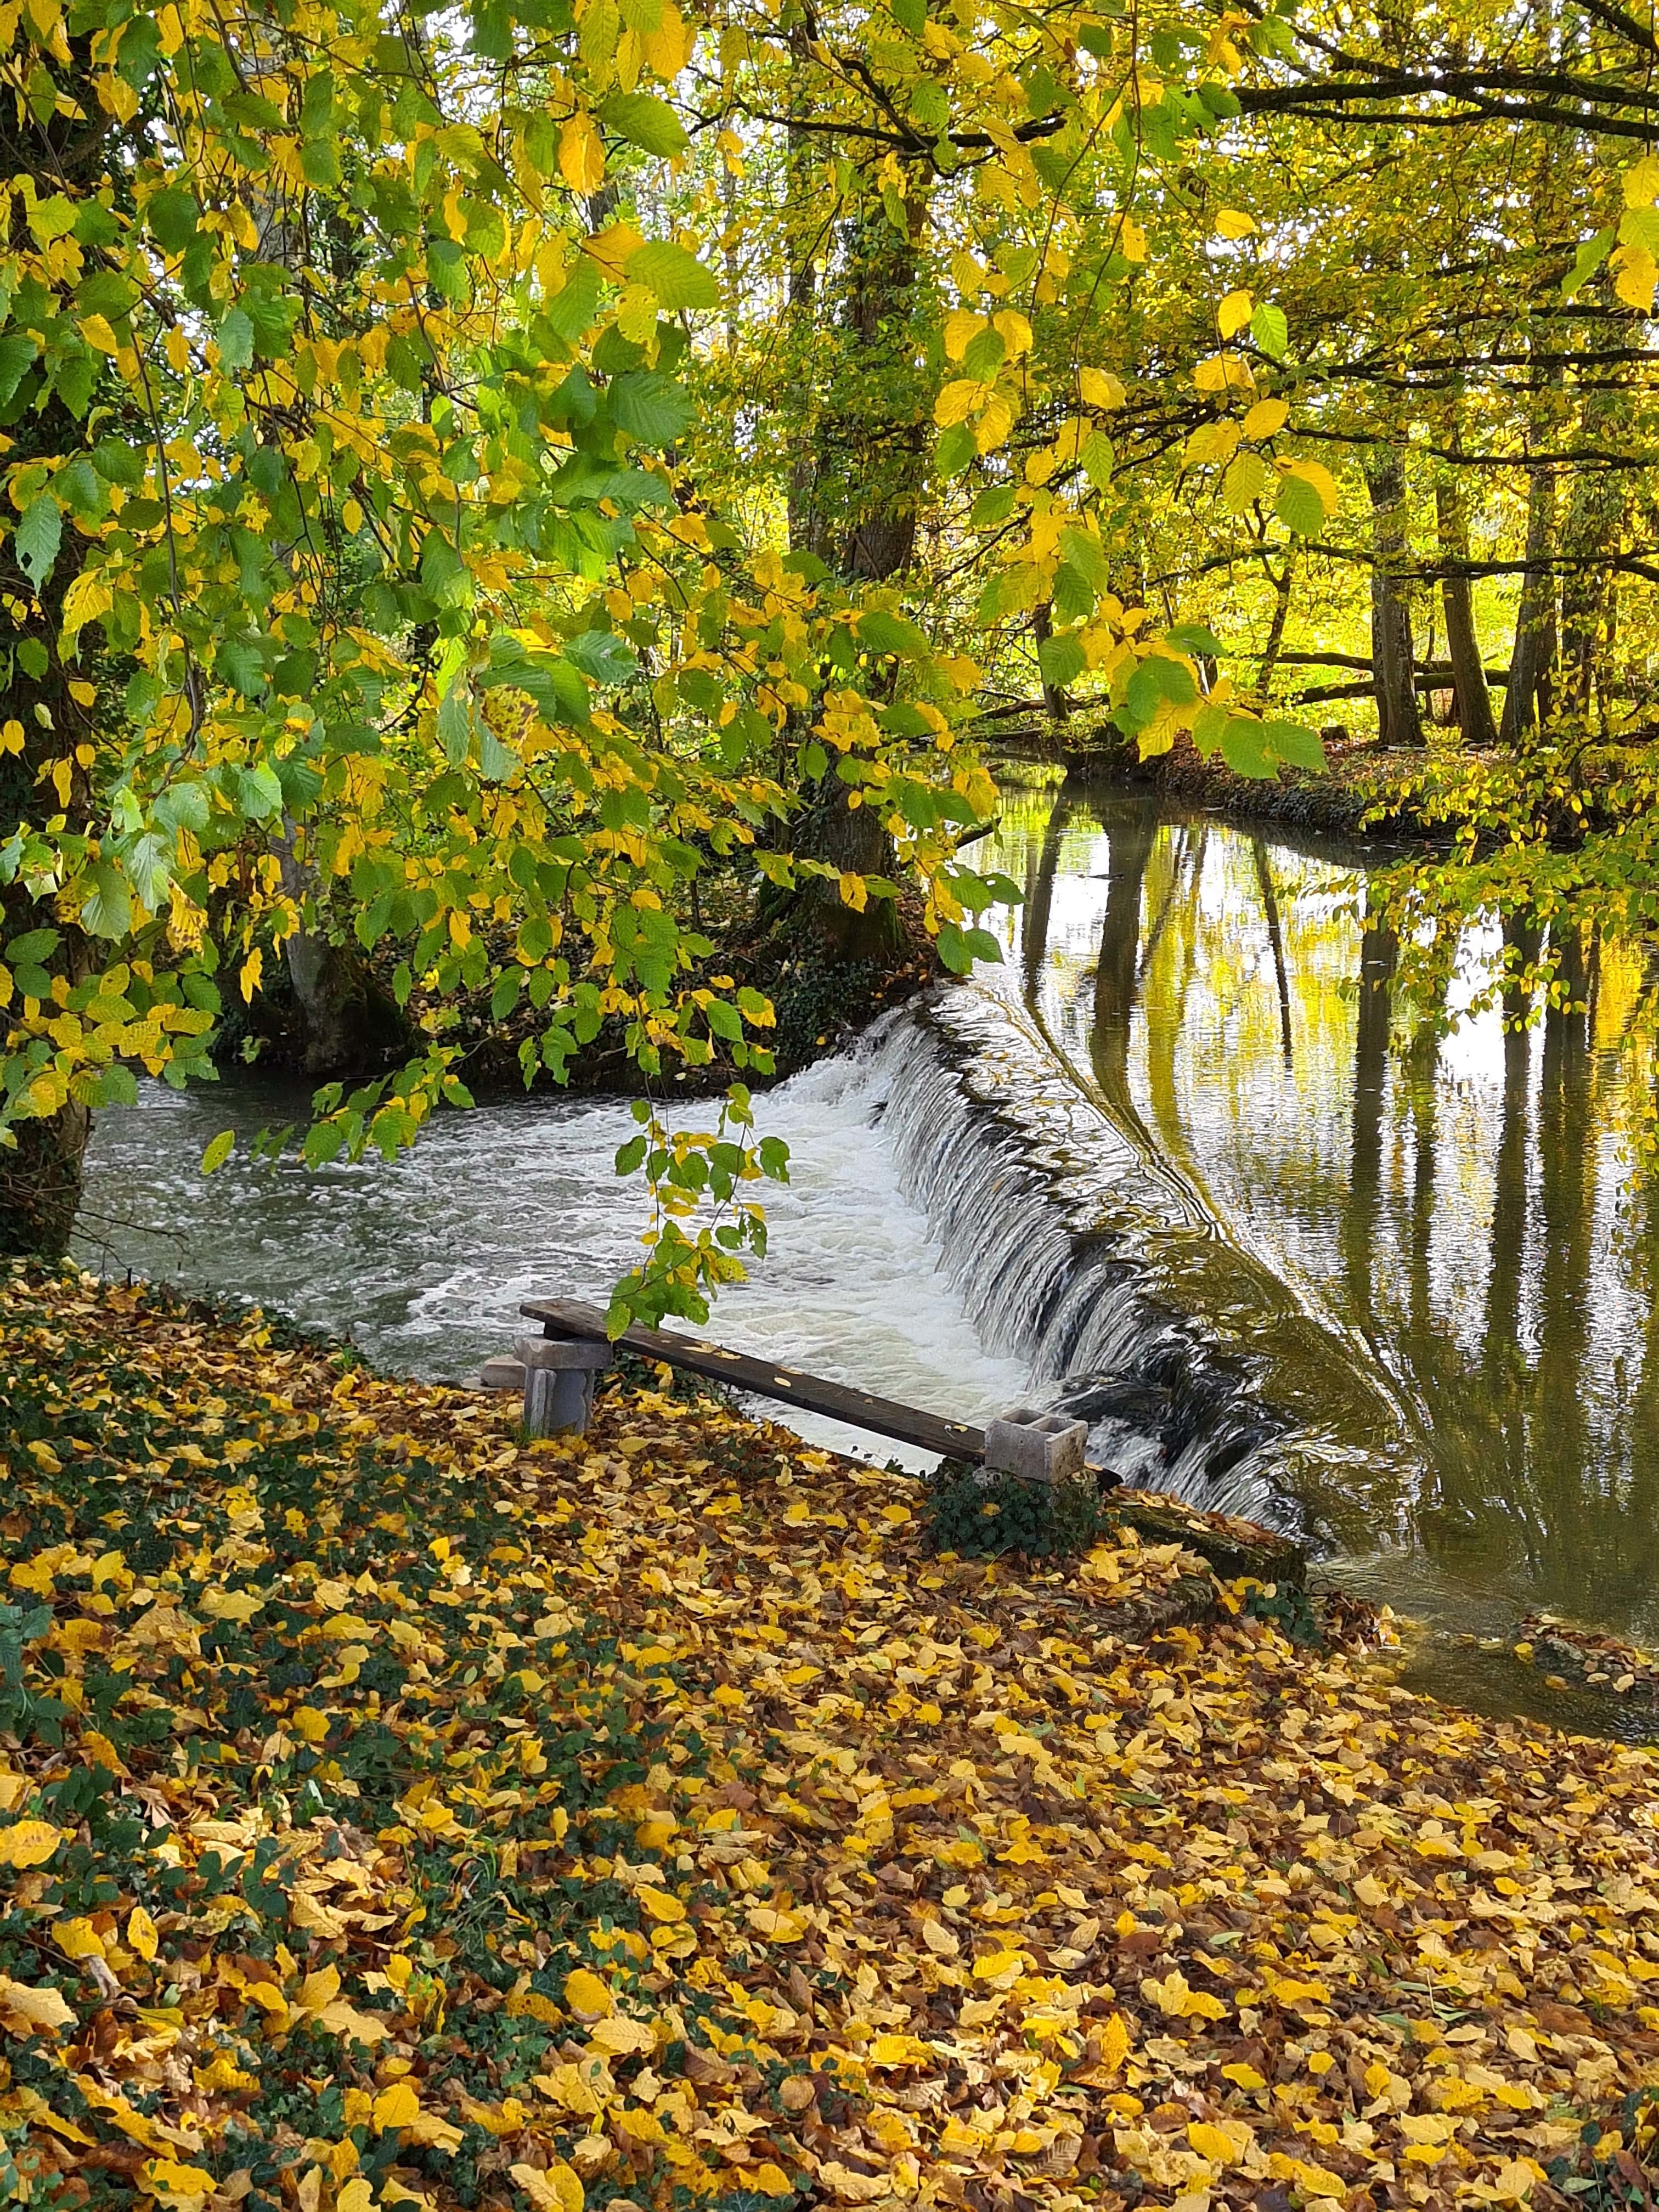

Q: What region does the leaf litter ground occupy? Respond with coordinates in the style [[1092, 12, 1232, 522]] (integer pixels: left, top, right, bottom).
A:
[[1, 1272, 1657, 2212]]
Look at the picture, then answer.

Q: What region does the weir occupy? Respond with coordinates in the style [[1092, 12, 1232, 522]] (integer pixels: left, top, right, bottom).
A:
[[862, 980, 1430, 1548]]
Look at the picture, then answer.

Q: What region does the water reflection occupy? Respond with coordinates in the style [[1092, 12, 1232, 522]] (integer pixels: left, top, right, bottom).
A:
[[990, 776, 1659, 1650]]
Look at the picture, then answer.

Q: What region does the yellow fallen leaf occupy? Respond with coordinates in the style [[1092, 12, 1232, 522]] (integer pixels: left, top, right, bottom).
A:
[[564, 1967, 613, 2019], [751, 2165, 793, 2198], [0, 1819, 64, 1870], [1188, 2120, 1242, 2165], [637, 1885, 685, 1922], [0, 1975, 75, 2037], [199, 1587, 264, 1621], [588, 2015, 656, 2054], [511, 2162, 583, 2212], [127, 1904, 159, 1961], [139, 2159, 216, 2205], [373, 2081, 423, 2132]]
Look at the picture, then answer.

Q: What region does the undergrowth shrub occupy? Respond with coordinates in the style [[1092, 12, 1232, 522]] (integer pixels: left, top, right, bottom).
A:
[[924, 1459, 1107, 1560]]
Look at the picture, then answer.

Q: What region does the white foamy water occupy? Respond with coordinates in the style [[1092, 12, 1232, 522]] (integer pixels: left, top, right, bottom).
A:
[[76, 1035, 1030, 1466]]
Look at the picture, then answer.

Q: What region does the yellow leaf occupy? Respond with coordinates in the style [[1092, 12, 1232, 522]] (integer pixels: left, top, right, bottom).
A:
[[1216, 208, 1255, 238], [589, 2015, 656, 2054], [837, 872, 868, 914], [373, 2082, 423, 2132], [239, 947, 263, 1003], [1118, 216, 1146, 262], [751, 2165, 793, 2198], [934, 378, 981, 428], [0, 1975, 76, 2036], [1626, 156, 1659, 208], [1222, 2061, 1266, 2090], [127, 1905, 159, 1962], [992, 308, 1033, 357], [53, 1918, 105, 1961], [1097, 2013, 1130, 2072], [558, 114, 605, 196], [1218, 289, 1252, 338], [1615, 245, 1657, 312], [291, 1706, 330, 1745], [0, 1820, 64, 1870], [1242, 397, 1289, 440], [563, 1967, 613, 2019], [1222, 452, 1269, 514], [975, 393, 1012, 453], [139, 2160, 215, 2204], [637, 1885, 685, 1922], [200, 1587, 264, 1622], [511, 2162, 583, 2212], [943, 311, 985, 361], [1079, 367, 1125, 410], [1194, 353, 1255, 396], [1188, 2121, 1243, 2166], [1490, 2158, 1541, 2202]]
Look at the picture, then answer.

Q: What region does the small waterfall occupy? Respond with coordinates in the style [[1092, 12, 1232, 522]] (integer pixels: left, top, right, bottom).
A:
[[864, 984, 1428, 1547]]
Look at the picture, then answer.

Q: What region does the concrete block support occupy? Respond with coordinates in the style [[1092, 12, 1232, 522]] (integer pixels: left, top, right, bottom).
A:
[[983, 1406, 1089, 1486], [516, 1335, 613, 1437]]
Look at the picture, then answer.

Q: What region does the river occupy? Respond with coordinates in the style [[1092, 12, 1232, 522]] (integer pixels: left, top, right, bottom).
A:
[[72, 775, 1659, 1725]]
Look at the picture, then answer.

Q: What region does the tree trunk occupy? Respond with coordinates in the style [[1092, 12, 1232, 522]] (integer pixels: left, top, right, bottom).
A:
[[1559, 397, 1626, 721], [788, 172, 930, 963], [1366, 450, 1423, 747], [1500, 462, 1558, 744], [1435, 477, 1499, 746], [274, 834, 409, 1078]]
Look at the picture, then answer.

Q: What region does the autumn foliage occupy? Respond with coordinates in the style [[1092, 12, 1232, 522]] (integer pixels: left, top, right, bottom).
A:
[[0, 1272, 1656, 2212]]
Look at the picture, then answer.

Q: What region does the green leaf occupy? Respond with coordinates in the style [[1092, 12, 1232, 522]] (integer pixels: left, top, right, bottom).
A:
[[1125, 652, 1197, 724], [217, 307, 255, 371], [215, 633, 267, 696], [971, 485, 1017, 528], [1249, 302, 1288, 360], [600, 92, 689, 155], [1037, 630, 1087, 687], [935, 422, 977, 477], [1274, 473, 1325, 537], [610, 370, 693, 444], [1262, 718, 1327, 772], [14, 495, 60, 591], [544, 257, 602, 345], [1080, 430, 1115, 492], [1218, 715, 1274, 778], [614, 1133, 648, 1175], [438, 681, 473, 766], [1165, 623, 1225, 656], [80, 860, 132, 939], [202, 1129, 235, 1175], [705, 997, 743, 1042], [629, 240, 719, 313], [1564, 226, 1615, 301], [0, 336, 37, 409], [857, 608, 929, 658]]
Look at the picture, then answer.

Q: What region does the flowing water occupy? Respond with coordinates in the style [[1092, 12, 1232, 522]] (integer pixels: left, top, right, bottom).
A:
[[71, 774, 1659, 1724]]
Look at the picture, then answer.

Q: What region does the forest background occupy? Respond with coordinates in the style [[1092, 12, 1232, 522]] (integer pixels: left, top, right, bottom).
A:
[[1, 0, 1655, 1321]]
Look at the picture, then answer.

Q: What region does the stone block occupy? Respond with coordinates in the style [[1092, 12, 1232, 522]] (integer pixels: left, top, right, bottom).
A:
[[983, 1406, 1089, 1486], [523, 1362, 601, 1437], [480, 1356, 527, 1391], [514, 1334, 613, 1373]]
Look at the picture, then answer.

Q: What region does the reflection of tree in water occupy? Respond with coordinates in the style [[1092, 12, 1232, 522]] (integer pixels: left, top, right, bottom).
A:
[[999, 781, 1659, 1632]]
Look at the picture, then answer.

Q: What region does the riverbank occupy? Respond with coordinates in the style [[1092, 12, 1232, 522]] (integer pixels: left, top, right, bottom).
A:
[[2, 1269, 1656, 2212], [990, 732, 1440, 842]]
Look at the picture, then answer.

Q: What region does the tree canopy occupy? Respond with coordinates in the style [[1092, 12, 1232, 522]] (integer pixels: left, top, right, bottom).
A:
[[4, 0, 1659, 1301]]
